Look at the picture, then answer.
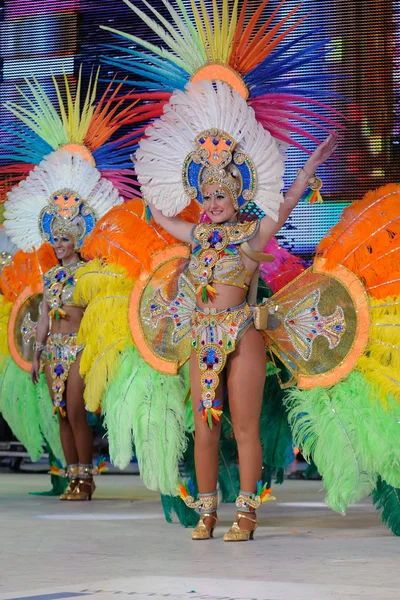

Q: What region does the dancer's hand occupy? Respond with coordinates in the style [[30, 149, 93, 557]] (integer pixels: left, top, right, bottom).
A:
[[31, 357, 40, 385], [306, 132, 340, 172]]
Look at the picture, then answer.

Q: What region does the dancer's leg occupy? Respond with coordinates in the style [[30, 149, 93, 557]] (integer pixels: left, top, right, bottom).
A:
[[65, 354, 93, 465], [45, 361, 78, 465], [190, 351, 224, 528], [226, 327, 266, 530]]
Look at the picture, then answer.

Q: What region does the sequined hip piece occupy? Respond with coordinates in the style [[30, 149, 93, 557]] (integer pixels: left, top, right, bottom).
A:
[[45, 333, 84, 418], [191, 301, 253, 428]]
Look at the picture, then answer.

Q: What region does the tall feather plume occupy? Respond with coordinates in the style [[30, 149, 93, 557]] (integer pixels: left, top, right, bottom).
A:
[[0, 359, 48, 461], [74, 260, 134, 412], [286, 371, 400, 512], [102, 345, 189, 495]]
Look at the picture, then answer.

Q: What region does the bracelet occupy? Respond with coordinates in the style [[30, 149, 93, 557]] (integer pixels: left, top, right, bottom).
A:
[[33, 342, 45, 353], [297, 168, 323, 191]]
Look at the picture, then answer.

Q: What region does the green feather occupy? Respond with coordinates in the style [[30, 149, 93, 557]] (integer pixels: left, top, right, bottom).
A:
[[174, 0, 207, 56], [260, 368, 294, 478], [372, 476, 400, 536], [285, 370, 400, 513], [160, 494, 199, 527], [103, 345, 189, 495], [0, 359, 61, 461]]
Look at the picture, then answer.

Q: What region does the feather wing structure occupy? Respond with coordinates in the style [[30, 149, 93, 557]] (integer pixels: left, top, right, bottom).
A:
[[317, 184, 400, 298], [74, 259, 134, 412], [284, 184, 400, 515], [81, 199, 201, 278]]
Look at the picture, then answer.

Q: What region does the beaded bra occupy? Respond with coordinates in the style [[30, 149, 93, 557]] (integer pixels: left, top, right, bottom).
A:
[[188, 221, 260, 302], [43, 261, 85, 320]]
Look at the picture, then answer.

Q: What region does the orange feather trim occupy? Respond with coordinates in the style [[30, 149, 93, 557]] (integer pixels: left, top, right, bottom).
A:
[[316, 184, 400, 298], [0, 244, 57, 302], [81, 201, 168, 278], [81, 198, 201, 278]]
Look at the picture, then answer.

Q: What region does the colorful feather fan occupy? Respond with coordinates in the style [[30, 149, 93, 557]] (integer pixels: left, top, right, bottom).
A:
[[0, 245, 57, 302], [0, 68, 156, 200], [101, 0, 344, 151]]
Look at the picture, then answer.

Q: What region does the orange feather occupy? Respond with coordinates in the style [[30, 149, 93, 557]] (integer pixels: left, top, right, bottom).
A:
[[317, 184, 400, 299], [235, 0, 270, 59], [240, 7, 307, 73], [0, 244, 57, 301], [229, 0, 249, 69], [239, 0, 286, 60]]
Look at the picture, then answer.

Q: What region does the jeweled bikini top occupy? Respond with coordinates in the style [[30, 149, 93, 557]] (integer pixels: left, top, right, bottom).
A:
[[43, 261, 85, 320], [189, 221, 260, 302]]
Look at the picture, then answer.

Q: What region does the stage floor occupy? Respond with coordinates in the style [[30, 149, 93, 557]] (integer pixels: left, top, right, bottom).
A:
[[0, 473, 399, 600]]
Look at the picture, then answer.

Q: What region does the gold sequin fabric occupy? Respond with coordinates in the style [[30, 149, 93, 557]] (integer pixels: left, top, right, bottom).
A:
[[43, 262, 85, 315], [45, 333, 84, 418], [188, 221, 259, 292]]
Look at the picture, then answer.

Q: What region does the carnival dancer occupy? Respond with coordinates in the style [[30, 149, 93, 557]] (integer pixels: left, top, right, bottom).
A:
[[29, 217, 92, 500], [0, 68, 150, 498], [132, 75, 337, 540], [3, 147, 124, 499]]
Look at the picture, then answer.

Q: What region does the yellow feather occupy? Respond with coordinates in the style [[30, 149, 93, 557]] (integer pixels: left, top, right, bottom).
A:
[[222, 0, 239, 63], [0, 296, 12, 371], [189, 0, 209, 60], [212, 0, 221, 59], [199, 0, 216, 60], [52, 74, 69, 135], [76, 67, 99, 143], [357, 295, 400, 404], [73, 259, 135, 412]]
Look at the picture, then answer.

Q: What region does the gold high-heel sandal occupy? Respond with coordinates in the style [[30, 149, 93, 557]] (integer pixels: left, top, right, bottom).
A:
[[192, 512, 218, 540], [224, 484, 275, 541], [179, 485, 218, 540], [59, 464, 79, 501], [66, 464, 96, 501], [223, 513, 258, 542], [67, 478, 96, 501]]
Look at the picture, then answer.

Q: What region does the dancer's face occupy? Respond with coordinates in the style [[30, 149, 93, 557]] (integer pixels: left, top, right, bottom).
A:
[[202, 184, 236, 223], [53, 235, 78, 264]]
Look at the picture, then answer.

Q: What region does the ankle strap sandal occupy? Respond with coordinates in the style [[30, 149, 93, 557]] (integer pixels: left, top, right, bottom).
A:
[[179, 484, 218, 540], [224, 513, 258, 542]]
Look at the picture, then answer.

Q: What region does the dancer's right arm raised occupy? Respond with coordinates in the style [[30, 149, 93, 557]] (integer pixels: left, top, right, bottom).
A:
[[149, 203, 193, 243]]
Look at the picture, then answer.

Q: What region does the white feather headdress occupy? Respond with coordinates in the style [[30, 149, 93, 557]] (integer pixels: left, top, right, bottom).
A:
[[135, 80, 285, 219], [4, 149, 123, 252]]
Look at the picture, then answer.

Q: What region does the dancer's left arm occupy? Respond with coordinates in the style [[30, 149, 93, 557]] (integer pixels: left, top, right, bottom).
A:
[[256, 132, 339, 249]]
